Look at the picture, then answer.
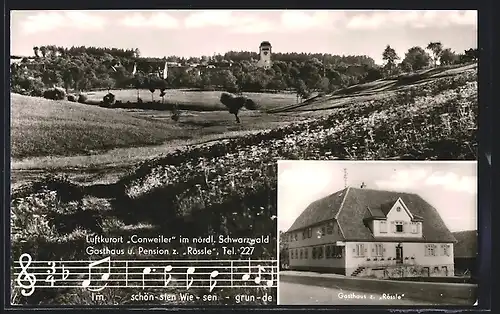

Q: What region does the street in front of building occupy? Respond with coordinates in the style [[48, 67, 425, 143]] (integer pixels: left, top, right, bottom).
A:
[[279, 281, 436, 305]]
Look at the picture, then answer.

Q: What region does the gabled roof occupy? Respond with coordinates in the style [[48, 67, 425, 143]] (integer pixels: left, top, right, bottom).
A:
[[286, 187, 348, 233], [286, 187, 457, 243], [452, 230, 477, 258]]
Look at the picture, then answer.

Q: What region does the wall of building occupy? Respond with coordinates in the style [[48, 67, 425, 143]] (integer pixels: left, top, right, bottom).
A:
[[345, 241, 454, 277], [372, 199, 423, 238], [287, 220, 343, 249]]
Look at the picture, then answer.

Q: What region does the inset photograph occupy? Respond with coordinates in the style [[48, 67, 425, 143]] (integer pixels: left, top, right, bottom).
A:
[[278, 161, 477, 305]]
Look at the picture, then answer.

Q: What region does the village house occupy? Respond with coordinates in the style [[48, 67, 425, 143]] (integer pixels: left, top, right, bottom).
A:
[[285, 186, 457, 278]]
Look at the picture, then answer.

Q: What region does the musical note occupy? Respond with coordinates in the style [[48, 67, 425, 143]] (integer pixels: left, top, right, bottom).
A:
[[142, 267, 152, 290], [16, 253, 36, 296], [209, 270, 219, 292], [164, 265, 173, 287], [241, 259, 251, 281], [186, 267, 195, 290], [81, 256, 110, 292], [254, 265, 264, 284], [266, 267, 274, 287]]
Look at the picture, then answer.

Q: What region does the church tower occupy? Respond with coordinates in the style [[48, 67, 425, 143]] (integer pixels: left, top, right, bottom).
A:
[[257, 41, 272, 69]]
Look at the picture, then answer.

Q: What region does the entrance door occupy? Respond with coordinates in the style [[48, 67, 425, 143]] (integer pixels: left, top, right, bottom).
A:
[[395, 245, 403, 264]]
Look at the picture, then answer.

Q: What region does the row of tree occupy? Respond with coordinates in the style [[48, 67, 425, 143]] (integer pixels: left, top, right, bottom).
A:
[[11, 43, 478, 98], [382, 42, 478, 75]]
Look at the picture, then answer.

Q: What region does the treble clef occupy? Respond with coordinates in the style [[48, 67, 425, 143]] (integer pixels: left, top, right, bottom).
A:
[[16, 253, 36, 296]]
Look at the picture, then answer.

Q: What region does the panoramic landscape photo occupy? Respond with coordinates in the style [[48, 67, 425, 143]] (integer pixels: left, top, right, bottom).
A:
[[9, 9, 477, 306]]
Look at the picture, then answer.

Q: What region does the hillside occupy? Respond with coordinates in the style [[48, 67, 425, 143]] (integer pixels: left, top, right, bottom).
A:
[[269, 63, 477, 113]]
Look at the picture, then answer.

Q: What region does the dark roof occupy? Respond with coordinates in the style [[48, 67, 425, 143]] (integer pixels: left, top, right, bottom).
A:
[[287, 188, 348, 232], [260, 41, 271, 47], [452, 230, 477, 258], [287, 187, 457, 243]]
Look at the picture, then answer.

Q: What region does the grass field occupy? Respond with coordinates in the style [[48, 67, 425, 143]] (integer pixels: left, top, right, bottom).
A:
[[11, 93, 305, 161], [85, 89, 298, 111]]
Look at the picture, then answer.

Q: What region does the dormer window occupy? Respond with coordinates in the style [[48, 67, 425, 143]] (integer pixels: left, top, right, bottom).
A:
[[395, 221, 404, 233]]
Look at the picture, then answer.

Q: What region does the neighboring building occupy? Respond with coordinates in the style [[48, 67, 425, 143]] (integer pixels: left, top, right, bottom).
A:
[[256, 41, 272, 69], [452, 230, 477, 276], [285, 187, 456, 278]]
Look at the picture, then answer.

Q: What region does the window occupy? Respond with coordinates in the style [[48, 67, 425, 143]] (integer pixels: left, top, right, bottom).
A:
[[411, 223, 417, 234], [317, 246, 324, 259], [302, 230, 306, 240], [425, 244, 436, 256], [299, 249, 303, 259], [396, 206, 401, 212], [380, 221, 387, 233], [442, 244, 450, 256], [321, 226, 326, 236], [312, 247, 317, 259], [327, 222, 334, 234], [395, 221, 404, 233], [355, 244, 365, 257], [326, 245, 331, 258], [290, 250, 293, 259], [373, 243, 384, 257], [307, 228, 312, 238], [304, 247, 308, 259], [333, 246, 343, 258]]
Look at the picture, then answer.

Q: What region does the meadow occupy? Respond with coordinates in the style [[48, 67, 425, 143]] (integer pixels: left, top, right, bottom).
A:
[[10, 64, 478, 305], [85, 88, 298, 111]]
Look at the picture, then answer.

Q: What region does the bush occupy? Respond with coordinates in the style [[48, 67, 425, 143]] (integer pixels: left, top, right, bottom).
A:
[[67, 94, 77, 102], [77, 94, 88, 104], [102, 93, 116, 107], [43, 87, 66, 100], [29, 88, 43, 97]]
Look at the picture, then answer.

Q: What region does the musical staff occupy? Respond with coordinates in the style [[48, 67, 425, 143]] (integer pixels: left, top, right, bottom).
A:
[[12, 254, 278, 296]]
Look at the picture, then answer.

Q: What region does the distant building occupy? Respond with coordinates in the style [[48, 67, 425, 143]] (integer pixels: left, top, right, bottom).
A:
[[285, 187, 456, 278], [256, 41, 272, 69], [452, 230, 477, 277]]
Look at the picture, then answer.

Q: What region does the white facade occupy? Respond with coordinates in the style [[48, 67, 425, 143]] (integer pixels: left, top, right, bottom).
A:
[[371, 198, 423, 238], [344, 241, 454, 277]]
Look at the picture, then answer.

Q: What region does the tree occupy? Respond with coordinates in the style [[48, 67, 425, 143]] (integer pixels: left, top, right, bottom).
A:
[[33, 46, 39, 58], [295, 79, 309, 103], [382, 45, 400, 75], [40, 46, 47, 58], [439, 48, 458, 65], [426, 42, 443, 67], [402, 47, 431, 71]]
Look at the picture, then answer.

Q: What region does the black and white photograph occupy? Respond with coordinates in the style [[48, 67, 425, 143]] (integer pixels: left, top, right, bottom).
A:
[[9, 9, 478, 307], [278, 160, 477, 305]]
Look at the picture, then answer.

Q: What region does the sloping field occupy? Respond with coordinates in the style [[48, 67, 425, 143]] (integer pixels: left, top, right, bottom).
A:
[[268, 63, 477, 113], [11, 93, 302, 160]]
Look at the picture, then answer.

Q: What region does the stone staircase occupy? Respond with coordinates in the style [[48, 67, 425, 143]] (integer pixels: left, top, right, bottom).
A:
[[351, 266, 366, 277]]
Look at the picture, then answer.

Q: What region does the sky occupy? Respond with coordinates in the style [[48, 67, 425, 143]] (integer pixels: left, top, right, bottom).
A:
[[278, 161, 477, 233], [10, 10, 477, 65]]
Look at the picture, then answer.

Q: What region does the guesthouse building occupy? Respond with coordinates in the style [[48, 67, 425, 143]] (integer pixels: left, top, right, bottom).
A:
[[286, 187, 456, 278]]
